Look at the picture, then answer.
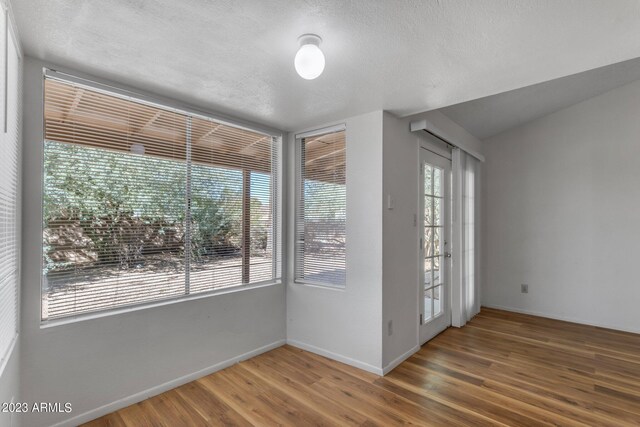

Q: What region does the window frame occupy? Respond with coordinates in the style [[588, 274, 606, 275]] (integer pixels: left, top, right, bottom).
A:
[[40, 69, 284, 326], [293, 124, 347, 289], [0, 11, 21, 374]]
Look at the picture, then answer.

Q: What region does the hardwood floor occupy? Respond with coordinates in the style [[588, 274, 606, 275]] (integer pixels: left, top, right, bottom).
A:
[[84, 308, 640, 426]]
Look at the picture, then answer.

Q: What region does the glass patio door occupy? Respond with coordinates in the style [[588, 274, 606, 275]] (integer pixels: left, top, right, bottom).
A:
[[419, 148, 452, 344]]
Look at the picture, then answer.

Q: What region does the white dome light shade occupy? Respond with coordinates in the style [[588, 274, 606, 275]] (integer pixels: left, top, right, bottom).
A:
[[294, 34, 325, 80]]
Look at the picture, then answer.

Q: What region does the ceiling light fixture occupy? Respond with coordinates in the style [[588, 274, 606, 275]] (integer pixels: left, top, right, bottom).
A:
[[294, 34, 325, 80]]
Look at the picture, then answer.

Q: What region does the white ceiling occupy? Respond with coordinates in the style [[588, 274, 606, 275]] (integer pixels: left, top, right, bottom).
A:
[[13, 0, 640, 131], [441, 56, 640, 140]]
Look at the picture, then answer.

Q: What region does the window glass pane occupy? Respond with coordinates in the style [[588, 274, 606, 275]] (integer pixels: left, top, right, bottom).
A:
[[433, 256, 442, 287], [434, 197, 442, 226], [188, 165, 243, 293], [433, 227, 442, 256], [249, 171, 274, 283], [424, 164, 433, 195], [433, 285, 442, 316], [295, 130, 346, 287], [43, 141, 188, 319], [425, 227, 433, 259], [425, 288, 433, 320], [424, 256, 433, 287], [425, 196, 433, 226], [434, 166, 443, 197]]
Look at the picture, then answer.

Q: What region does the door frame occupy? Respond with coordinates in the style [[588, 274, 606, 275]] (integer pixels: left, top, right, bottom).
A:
[[418, 139, 453, 345]]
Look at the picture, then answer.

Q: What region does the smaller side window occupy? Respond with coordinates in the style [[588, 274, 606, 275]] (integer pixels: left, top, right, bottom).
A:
[[294, 129, 346, 287]]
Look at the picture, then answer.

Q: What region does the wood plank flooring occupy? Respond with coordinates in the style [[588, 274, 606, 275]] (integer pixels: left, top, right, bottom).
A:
[[84, 308, 640, 426]]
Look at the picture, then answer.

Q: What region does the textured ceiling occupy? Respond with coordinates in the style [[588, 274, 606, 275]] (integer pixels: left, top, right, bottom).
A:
[[13, 0, 640, 131], [441, 56, 640, 140]]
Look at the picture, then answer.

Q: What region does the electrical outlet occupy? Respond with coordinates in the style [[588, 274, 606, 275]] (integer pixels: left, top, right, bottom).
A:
[[521, 284, 529, 294], [387, 320, 393, 336]]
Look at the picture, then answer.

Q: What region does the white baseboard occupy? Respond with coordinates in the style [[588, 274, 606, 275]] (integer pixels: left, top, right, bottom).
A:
[[50, 339, 286, 427], [382, 345, 420, 375], [482, 304, 640, 335], [286, 339, 383, 376]]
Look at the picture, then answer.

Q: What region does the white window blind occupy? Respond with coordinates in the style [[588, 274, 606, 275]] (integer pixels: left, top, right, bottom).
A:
[[295, 129, 346, 287], [42, 75, 280, 321], [0, 16, 20, 370]]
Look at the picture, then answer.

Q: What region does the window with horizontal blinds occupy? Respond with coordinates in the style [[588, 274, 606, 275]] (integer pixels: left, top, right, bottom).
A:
[[0, 22, 20, 369], [42, 74, 280, 321], [295, 129, 346, 287]]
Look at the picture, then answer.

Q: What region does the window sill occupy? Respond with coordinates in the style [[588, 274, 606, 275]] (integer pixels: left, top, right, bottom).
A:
[[40, 279, 282, 329], [292, 279, 346, 291]]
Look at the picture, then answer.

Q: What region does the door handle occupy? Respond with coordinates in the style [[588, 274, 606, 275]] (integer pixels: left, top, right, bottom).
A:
[[444, 252, 452, 258]]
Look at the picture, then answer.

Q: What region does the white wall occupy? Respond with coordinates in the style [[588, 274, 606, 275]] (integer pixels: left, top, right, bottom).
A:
[[381, 111, 482, 371], [381, 112, 421, 370], [483, 78, 640, 333], [286, 111, 384, 374], [21, 56, 287, 427]]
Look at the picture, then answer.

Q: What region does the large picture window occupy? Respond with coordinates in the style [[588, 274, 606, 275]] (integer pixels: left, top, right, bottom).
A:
[[294, 128, 346, 287], [42, 74, 280, 321]]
